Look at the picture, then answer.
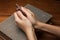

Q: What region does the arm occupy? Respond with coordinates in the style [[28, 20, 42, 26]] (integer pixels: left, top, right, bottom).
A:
[[26, 28, 37, 40], [20, 7, 60, 37], [35, 21, 60, 37]]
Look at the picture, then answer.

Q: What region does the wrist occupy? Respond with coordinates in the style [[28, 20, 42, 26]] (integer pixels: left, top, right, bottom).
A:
[[25, 28, 35, 40], [25, 27, 34, 34], [35, 21, 45, 29]]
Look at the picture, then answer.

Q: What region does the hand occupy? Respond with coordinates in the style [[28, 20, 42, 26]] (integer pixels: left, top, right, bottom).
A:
[[20, 7, 40, 29], [20, 7, 36, 25], [14, 11, 33, 33]]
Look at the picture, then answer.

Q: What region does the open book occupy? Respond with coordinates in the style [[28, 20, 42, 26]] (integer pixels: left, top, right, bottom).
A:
[[0, 4, 52, 40]]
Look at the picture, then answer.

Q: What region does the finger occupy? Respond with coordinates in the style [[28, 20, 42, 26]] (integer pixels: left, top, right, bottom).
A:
[[14, 12, 22, 22], [22, 7, 34, 16], [16, 11, 26, 19], [21, 7, 32, 16], [25, 8, 34, 16]]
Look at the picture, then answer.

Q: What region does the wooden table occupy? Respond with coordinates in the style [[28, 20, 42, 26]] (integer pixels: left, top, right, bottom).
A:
[[0, 0, 60, 40]]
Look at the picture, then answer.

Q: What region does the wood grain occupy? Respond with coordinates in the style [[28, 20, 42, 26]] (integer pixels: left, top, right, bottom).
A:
[[0, 0, 60, 40], [0, 0, 60, 25]]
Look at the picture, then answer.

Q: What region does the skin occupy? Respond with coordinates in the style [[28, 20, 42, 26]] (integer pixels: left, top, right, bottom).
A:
[[14, 7, 60, 40], [35, 21, 60, 37], [14, 11, 37, 40]]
